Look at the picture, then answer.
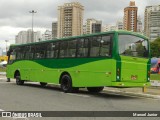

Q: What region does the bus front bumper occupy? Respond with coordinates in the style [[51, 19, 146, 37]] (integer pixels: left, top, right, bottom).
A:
[[111, 82, 151, 87]]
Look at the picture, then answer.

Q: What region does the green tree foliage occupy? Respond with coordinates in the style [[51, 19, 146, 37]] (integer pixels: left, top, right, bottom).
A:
[[150, 37, 160, 57]]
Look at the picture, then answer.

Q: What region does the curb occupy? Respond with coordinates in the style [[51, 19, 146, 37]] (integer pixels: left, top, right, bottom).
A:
[[103, 89, 160, 99]]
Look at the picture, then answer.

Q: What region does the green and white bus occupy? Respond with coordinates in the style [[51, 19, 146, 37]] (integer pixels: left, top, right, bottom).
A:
[[6, 31, 151, 93]]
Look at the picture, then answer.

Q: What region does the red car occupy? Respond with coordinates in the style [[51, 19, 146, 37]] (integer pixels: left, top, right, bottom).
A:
[[151, 58, 160, 74]]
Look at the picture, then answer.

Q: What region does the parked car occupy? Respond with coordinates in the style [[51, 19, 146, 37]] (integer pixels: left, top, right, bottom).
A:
[[151, 58, 160, 74]]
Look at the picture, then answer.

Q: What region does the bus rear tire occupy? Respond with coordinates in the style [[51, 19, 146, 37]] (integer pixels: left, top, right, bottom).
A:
[[16, 76, 24, 85], [40, 82, 47, 87], [60, 74, 74, 93], [87, 87, 104, 93]]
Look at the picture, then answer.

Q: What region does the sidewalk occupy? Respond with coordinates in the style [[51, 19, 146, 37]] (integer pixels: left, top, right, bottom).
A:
[[104, 87, 160, 99], [0, 72, 6, 75]]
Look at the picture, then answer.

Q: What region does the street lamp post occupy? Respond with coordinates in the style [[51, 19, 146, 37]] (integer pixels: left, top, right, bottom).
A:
[[29, 10, 37, 42], [5, 40, 8, 55]]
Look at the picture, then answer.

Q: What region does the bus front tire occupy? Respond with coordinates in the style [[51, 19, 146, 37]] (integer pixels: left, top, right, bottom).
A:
[[87, 87, 104, 93], [60, 74, 79, 93], [16, 76, 24, 85], [40, 82, 47, 87]]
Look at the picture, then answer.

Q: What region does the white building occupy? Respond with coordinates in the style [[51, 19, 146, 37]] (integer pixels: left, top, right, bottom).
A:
[[34, 31, 41, 42], [42, 30, 52, 41], [102, 24, 116, 32], [15, 31, 27, 44], [83, 25, 86, 34], [137, 16, 143, 33], [144, 5, 160, 41], [15, 29, 42, 44], [116, 21, 124, 30], [27, 29, 32, 43]]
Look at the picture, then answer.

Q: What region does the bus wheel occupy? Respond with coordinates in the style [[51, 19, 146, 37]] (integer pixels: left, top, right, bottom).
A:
[[60, 74, 73, 93], [16, 76, 24, 85], [40, 82, 47, 87], [87, 87, 104, 93]]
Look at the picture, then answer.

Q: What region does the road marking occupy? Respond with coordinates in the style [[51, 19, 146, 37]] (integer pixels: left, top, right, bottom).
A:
[[0, 109, 4, 111], [66, 93, 90, 98]]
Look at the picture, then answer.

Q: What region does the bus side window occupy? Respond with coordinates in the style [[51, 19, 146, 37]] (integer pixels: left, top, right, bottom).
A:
[[90, 36, 101, 57], [68, 40, 76, 58], [77, 38, 88, 57], [46, 43, 54, 58], [100, 35, 111, 57], [16, 47, 25, 60], [46, 42, 59, 58], [24, 46, 35, 59], [34, 44, 46, 59], [59, 41, 68, 58]]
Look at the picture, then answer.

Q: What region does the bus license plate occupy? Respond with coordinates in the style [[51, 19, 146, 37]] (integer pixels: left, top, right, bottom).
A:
[[131, 75, 137, 80]]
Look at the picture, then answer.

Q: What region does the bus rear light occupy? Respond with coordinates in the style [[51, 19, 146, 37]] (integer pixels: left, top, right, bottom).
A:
[[117, 68, 120, 76], [148, 71, 150, 77]]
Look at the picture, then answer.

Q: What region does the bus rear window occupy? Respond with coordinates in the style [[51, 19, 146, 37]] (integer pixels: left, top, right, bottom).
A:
[[118, 35, 149, 58]]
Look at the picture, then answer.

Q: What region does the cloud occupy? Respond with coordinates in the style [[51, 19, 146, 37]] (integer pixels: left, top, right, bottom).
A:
[[0, 0, 159, 28], [0, 0, 160, 50]]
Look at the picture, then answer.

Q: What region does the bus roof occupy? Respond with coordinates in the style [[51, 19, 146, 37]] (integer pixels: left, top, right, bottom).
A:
[[10, 30, 148, 47]]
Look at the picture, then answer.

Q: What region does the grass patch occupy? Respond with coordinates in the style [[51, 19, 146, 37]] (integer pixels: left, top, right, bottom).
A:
[[150, 74, 160, 80]]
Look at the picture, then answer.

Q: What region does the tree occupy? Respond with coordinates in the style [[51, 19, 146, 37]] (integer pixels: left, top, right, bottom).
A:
[[150, 37, 160, 57]]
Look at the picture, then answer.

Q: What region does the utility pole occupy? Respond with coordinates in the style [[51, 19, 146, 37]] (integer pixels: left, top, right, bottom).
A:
[[29, 10, 37, 42]]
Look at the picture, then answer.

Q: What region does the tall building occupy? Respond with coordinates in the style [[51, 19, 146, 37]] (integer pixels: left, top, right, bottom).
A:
[[52, 22, 58, 39], [137, 16, 143, 33], [34, 31, 41, 42], [85, 18, 102, 34], [123, 0, 138, 32], [42, 30, 52, 41], [57, 2, 84, 38], [144, 5, 160, 41], [83, 25, 86, 34], [15, 30, 41, 44]]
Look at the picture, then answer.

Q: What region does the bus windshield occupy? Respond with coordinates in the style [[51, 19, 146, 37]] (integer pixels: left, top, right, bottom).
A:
[[118, 35, 149, 58]]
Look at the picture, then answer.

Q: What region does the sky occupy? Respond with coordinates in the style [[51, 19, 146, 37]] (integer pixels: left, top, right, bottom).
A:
[[0, 0, 160, 50]]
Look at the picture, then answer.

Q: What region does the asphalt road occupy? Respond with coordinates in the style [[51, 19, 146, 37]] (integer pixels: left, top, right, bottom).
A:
[[0, 77, 160, 120]]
